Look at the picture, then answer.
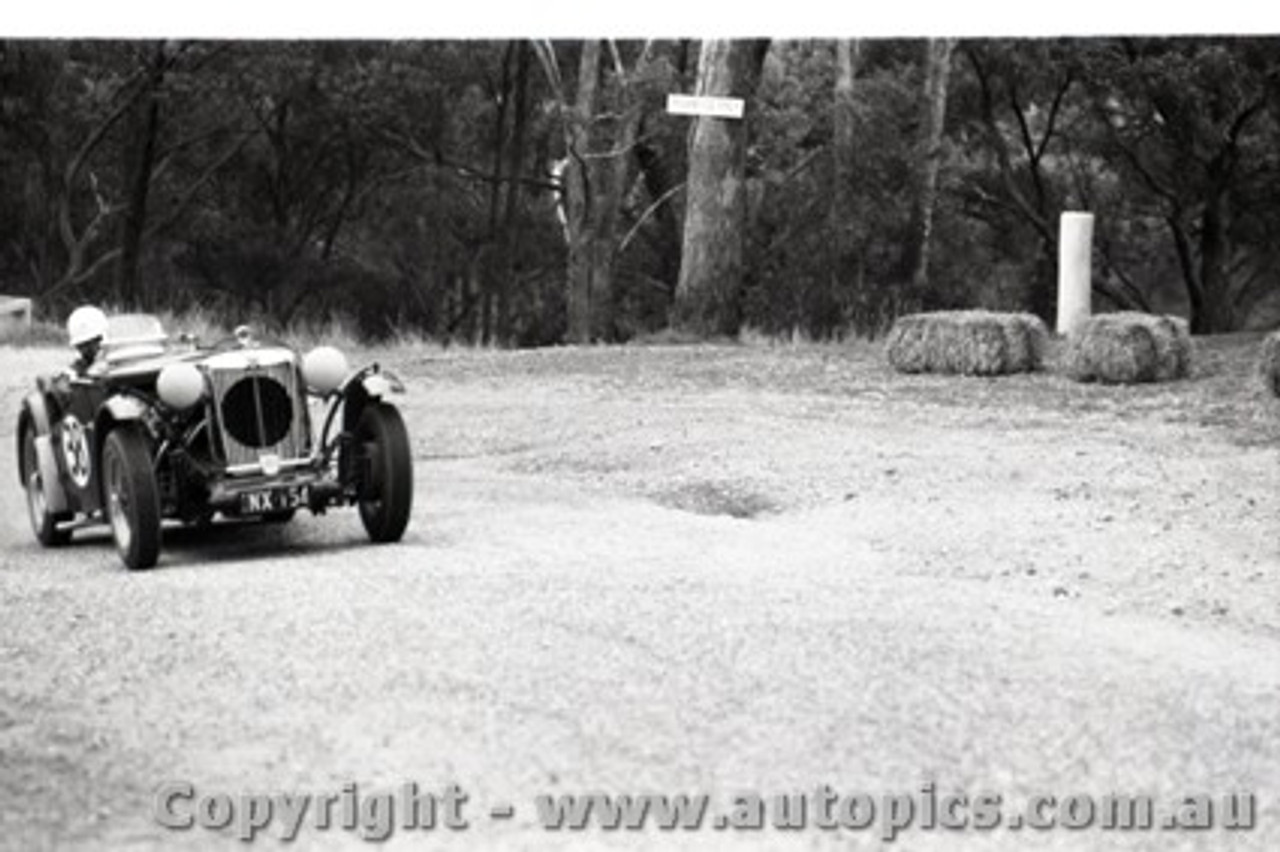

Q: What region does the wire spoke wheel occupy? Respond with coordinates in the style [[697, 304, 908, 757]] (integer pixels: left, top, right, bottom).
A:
[[102, 426, 161, 570], [105, 449, 132, 554]]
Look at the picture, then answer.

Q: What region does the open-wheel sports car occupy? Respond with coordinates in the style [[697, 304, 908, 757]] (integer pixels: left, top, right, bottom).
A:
[[16, 308, 413, 570]]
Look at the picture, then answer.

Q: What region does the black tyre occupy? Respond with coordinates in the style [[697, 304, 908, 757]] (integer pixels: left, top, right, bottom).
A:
[[354, 402, 413, 543], [20, 425, 71, 547], [102, 425, 161, 570]]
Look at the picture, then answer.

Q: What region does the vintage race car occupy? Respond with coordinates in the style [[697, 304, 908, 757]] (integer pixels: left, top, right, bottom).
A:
[[16, 311, 413, 570]]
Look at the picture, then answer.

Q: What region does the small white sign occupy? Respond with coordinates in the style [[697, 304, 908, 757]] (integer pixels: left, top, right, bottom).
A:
[[666, 94, 745, 119]]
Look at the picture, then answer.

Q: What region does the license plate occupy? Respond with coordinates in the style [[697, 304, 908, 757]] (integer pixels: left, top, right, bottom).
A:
[[239, 485, 309, 515]]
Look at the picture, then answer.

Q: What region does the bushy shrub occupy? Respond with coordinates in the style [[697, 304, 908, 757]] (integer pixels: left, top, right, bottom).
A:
[[885, 310, 1048, 376], [1063, 312, 1192, 384]]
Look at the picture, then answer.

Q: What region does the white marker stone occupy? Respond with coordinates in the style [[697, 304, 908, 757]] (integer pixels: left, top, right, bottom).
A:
[[1057, 212, 1094, 336]]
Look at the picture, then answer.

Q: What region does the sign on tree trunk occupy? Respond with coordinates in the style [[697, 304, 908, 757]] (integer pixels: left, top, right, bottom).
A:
[[672, 39, 769, 338]]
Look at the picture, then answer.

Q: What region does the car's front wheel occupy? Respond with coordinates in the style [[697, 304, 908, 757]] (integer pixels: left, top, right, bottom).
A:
[[355, 402, 413, 543], [102, 425, 161, 570], [20, 425, 71, 547]]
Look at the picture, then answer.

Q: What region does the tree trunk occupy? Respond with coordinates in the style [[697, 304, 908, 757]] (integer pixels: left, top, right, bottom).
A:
[[673, 39, 769, 338], [908, 38, 957, 300], [496, 41, 531, 346], [1196, 187, 1233, 333], [565, 40, 601, 343], [115, 49, 165, 308], [831, 39, 863, 330], [634, 130, 682, 301], [480, 43, 515, 345], [1169, 190, 1234, 335], [591, 69, 646, 342]]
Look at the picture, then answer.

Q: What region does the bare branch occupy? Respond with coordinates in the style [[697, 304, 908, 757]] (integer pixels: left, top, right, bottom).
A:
[[531, 40, 565, 106], [63, 68, 149, 191], [144, 131, 256, 239], [618, 181, 685, 254], [379, 127, 560, 193], [607, 40, 627, 79], [1035, 72, 1074, 163], [964, 47, 1052, 243]]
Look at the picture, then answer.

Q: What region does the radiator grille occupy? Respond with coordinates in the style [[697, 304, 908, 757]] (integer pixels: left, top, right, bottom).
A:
[[208, 362, 309, 468]]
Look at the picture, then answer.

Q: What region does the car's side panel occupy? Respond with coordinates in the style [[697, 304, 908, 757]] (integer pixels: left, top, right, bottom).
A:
[[55, 379, 113, 516]]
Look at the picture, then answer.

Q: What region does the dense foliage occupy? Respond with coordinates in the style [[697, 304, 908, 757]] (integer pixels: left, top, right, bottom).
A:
[[2, 37, 1278, 343]]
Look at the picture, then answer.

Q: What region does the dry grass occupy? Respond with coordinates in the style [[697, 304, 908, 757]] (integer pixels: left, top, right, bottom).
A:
[[0, 305, 444, 354], [1064, 312, 1192, 384], [885, 310, 1047, 376], [0, 318, 65, 348]]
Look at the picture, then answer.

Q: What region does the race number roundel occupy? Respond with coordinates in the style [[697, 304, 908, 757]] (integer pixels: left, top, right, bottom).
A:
[[60, 416, 92, 489]]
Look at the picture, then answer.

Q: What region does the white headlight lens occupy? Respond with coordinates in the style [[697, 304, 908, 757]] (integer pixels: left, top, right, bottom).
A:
[[156, 362, 205, 409], [302, 346, 348, 394]]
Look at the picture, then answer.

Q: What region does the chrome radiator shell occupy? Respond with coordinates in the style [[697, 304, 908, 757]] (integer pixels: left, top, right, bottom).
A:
[[202, 350, 311, 472]]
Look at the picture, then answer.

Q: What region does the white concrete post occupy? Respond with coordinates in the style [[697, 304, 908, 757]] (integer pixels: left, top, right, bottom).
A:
[[1056, 212, 1094, 336]]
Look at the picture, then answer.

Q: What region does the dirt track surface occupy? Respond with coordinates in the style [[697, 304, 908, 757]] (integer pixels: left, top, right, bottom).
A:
[[1, 339, 1277, 851]]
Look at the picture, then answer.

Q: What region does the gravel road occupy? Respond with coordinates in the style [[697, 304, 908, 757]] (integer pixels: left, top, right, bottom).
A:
[[1, 341, 1277, 851]]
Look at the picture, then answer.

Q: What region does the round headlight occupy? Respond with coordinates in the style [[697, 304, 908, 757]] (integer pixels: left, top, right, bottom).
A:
[[302, 346, 348, 395], [157, 362, 205, 410]]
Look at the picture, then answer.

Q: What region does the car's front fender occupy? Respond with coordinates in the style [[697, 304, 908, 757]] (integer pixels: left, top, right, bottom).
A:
[[313, 366, 406, 453], [102, 395, 150, 422], [16, 392, 52, 484], [16, 392, 69, 513], [94, 395, 156, 477], [339, 365, 405, 401]]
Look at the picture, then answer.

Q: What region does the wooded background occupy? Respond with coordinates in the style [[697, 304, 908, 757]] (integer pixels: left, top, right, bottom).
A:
[[3, 38, 1279, 345]]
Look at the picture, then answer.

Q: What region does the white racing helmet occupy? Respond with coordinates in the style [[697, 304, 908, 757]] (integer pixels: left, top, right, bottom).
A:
[[67, 305, 108, 347]]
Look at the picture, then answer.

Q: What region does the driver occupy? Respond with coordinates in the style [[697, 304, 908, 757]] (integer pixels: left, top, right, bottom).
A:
[[65, 305, 108, 376]]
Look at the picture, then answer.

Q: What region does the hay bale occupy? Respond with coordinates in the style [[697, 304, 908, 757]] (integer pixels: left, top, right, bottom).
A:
[[1259, 331, 1280, 398], [885, 310, 1045, 376], [1064, 312, 1192, 384], [1147, 314, 1191, 381], [883, 314, 932, 373], [996, 312, 1051, 370]]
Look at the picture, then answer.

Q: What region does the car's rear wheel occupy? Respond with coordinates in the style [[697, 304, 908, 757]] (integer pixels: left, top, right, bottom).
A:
[[102, 425, 161, 571], [20, 425, 71, 547], [355, 402, 412, 543]]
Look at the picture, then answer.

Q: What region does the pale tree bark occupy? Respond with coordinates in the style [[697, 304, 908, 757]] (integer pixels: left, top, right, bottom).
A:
[[905, 38, 957, 300], [831, 39, 864, 328], [537, 40, 654, 343], [673, 39, 770, 337], [563, 40, 602, 343], [588, 42, 653, 341]]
